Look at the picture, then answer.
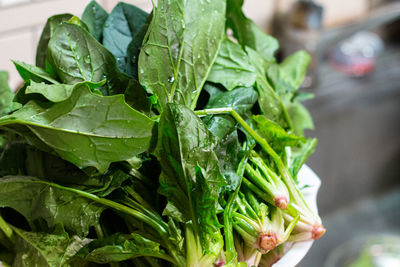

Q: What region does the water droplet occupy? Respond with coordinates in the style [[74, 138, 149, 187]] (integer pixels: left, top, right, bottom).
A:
[[89, 144, 94, 148], [167, 76, 175, 83], [139, 69, 144, 74], [197, 54, 201, 59], [84, 55, 91, 64], [104, 23, 109, 28], [76, 55, 81, 60]]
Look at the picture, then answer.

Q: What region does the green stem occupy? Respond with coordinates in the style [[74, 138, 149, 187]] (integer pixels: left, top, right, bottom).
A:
[[94, 223, 104, 239], [223, 151, 249, 264], [0, 216, 14, 243], [31, 180, 170, 242], [242, 178, 275, 206], [245, 164, 276, 199]]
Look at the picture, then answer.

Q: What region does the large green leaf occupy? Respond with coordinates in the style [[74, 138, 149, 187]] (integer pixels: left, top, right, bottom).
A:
[[0, 71, 20, 116], [207, 38, 256, 91], [24, 80, 105, 102], [0, 176, 104, 236], [139, 0, 226, 109], [47, 22, 131, 96], [103, 2, 148, 74], [0, 84, 155, 173], [227, 0, 279, 62], [156, 104, 225, 259], [78, 233, 167, 263], [12, 226, 90, 267], [12, 61, 59, 84], [81, 0, 108, 42], [35, 14, 74, 69]]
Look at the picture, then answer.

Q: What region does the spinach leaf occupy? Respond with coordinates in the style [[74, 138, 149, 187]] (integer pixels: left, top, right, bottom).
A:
[[103, 2, 148, 74], [125, 12, 153, 79], [286, 101, 314, 136], [47, 22, 129, 96], [12, 61, 59, 84], [78, 233, 167, 263], [253, 115, 305, 153], [203, 86, 258, 139], [246, 47, 292, 129], [266, 51, 312, 135], [82, 0, 108, 42], [139, 0, 226, 110], [24, 80, 105, 102], [227, 0, 279, 62], [156, 104, 225, 262], [208, 37, 256, 91], [213, 130, 242, 192], [35, 14, 74, 69], [12, 226, 90, 267], [285, 138, 317, 178], [0, 84, 155, 173], [123, 79, 151, 115], [279, 51, 311, 90], [0, 176, 104, 236], [0, 71, 20, 116], [207, 86, 258, 115]]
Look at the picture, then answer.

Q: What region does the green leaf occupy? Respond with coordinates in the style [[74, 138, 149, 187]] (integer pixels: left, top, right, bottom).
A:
[[124, 79, 151, 115], [207, 86, 258, 115], [279, 51, 310, 90], [12, 226, 90, 267], [12, 61, 59, 84], [139, 0, 226, 110], [103, 2, 148, 74], [25, 80, 105, 102], [246, 47, 292, 129], [0, 176, 104, 236], [82, 0, 108, 42], [286, 101, 314, 136], [207, 38, 256, 91], [0, 84, 155, 173], [78, 233, 169, 263], [36, 14, 73, 69], [227, 0, 279, 62], [253, 115, 305, 152], [125, 13, 152, 79], [47, 22, 131, 96], [203, 86, 258, 139], [0, 71, 20, 116], [213, 130, 242, 192], [286, 138, 317, 177], [156, 104, 225, 258]]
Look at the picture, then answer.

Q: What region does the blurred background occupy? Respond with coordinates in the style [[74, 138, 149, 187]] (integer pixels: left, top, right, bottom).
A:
[[0, 0, 399, 266]]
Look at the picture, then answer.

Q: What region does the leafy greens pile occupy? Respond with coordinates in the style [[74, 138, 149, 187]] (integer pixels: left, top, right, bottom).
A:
[[0, 0, 325, 266]]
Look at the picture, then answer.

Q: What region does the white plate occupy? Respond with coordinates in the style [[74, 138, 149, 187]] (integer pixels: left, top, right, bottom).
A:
[[272, 165, 322, 267]]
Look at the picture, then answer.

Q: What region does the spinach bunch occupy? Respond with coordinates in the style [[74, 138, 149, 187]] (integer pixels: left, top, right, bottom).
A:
[[0, 0, 324, 266]]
